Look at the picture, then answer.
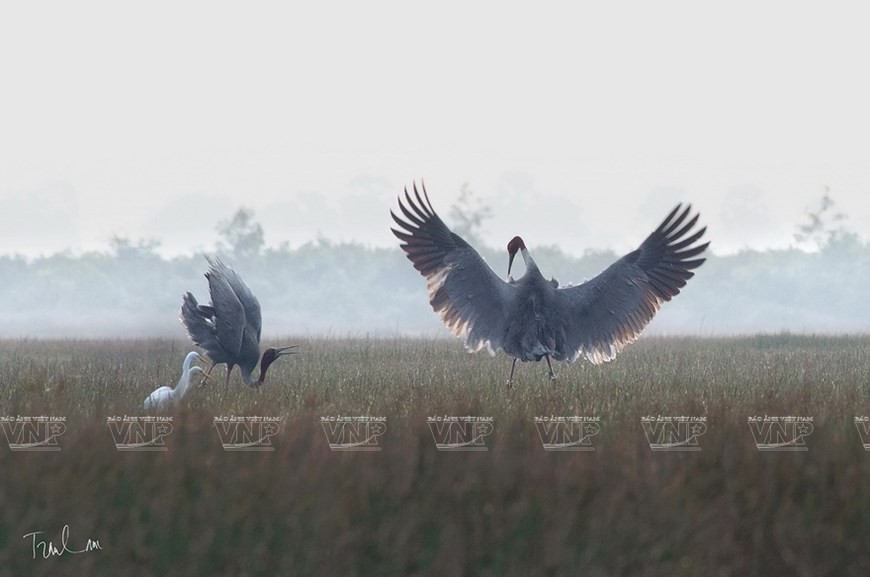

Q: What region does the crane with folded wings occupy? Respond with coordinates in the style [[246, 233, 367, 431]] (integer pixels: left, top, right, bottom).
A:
[[181, 256, 298, 388]]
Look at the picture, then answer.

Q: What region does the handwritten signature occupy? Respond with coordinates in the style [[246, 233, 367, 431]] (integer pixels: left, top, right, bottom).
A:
[[23, 525, 102, 559]]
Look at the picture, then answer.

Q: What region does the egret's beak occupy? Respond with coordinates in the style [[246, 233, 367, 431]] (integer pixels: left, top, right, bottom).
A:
[[508, 250, 517, 277], [275, 345, 300, 357]]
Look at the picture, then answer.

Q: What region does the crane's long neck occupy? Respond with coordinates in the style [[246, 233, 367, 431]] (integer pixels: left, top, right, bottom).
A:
[[255, 363, 270, 386], [240, 367, 256, 387], [239, 366, 268, 387], [238, 364, 266, 387], [520, 248, 542, 277], [253, 353, 280, 387]]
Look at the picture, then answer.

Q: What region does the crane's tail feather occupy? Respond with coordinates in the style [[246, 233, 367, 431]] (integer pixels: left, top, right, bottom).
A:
[[180, 292, 222, 357]]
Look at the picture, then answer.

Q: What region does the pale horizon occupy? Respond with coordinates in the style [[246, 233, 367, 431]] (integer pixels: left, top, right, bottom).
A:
[[2, 2, 868, 259]]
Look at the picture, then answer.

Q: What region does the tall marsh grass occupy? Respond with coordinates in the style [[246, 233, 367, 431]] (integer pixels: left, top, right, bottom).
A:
[[1, 336, 869, 576]]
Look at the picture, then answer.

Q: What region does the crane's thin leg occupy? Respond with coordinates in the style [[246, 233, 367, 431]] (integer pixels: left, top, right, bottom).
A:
[[507, 358, 517, 389], [545, 355, 557, 383], [200, 361, 217, 386], [221, 365, 237, 390]]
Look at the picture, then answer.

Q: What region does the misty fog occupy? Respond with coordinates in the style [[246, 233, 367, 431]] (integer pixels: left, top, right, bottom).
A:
[[1, 191, 866, 339], [3, 4, 870, 338]]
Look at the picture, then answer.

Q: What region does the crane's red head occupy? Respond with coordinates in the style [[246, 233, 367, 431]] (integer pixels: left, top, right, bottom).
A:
[[507, 236, 526, 277], [254, 345, 299, 386]]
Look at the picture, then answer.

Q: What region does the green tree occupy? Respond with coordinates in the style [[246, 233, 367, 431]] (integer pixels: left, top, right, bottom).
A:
[[217, 208, 265, 260], [794, 188, 851, 250], [449, 183, 492, 245], [109, 235, 161, 259]]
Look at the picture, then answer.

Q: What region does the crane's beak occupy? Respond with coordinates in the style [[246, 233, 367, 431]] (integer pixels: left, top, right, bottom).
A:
[[508, 250, 517, 277], [275, 345, 300, 357]]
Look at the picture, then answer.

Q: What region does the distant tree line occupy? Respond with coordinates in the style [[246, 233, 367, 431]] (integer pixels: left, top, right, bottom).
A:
[[1, 191, 868, 338]]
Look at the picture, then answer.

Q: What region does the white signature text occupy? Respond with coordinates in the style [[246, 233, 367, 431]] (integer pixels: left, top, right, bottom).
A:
[[23, 525, 102, 559]]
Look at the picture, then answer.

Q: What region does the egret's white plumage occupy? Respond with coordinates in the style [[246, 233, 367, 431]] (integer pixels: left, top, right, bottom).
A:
[[144, 352, 204, 411]]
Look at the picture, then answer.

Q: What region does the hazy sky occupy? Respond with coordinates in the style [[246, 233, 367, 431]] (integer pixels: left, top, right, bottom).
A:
[[2, 2, 869, 258]]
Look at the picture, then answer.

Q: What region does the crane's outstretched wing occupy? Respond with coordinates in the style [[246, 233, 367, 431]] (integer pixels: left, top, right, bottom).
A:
[[206, 256, 263, 342], [556, 204, 708, 364], [180, 291, 229, 361], [391, 182, 514, 354], [199, 257, 247, 358]]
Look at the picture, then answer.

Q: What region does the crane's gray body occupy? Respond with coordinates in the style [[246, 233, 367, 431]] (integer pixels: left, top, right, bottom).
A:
[[392, 183, 708, 371], [181, 256, 262, 385]]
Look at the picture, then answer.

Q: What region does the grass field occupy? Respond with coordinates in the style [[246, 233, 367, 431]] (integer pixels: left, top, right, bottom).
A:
[[1, 335, 870, 576]]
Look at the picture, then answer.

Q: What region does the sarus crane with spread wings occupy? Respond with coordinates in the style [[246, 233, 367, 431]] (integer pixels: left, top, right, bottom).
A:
[[391, 182, 708, 387], [181, 256, 297, 388]]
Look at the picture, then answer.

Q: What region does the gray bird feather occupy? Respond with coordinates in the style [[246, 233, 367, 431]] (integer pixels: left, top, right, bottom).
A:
[[392, 182, 708, 367]]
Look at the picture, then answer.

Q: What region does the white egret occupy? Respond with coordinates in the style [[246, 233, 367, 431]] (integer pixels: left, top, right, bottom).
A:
[[144, 352, 207, 411]]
